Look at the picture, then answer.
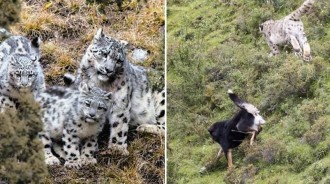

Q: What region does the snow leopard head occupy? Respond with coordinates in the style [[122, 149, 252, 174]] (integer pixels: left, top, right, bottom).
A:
[[83, 28, 128, 82], [78, 82, 112, 124]]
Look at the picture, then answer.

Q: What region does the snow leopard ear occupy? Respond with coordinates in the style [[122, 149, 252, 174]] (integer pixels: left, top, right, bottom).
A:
[[31, 37, 41, 48], [104, 92, 112, 101], [94, 28, 105, 41], [9, 55, 17, 65], [79, 82, 91, 93], [120, 40, 128, 49]]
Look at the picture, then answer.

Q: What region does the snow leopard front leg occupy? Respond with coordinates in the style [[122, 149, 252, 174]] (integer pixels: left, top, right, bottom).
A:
[[266, 39, 280, 57], [297, 33, 311, 61], [38, 132, 61, 165], [80, 135, 98, 165], [108, 107, 130, 156], [62, 128, 81, 168], [136, 89, 165, 135], [288, 35, 303, 57]]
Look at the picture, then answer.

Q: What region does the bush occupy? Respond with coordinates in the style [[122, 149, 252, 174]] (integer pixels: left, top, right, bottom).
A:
[[286, 143, 314, 172], [0, 0, 20, 29], [260, 59, 316, 111], [304, 116, 328, 147], [0, 93, 48, 183], [304, 157, 330, 183], [224, 164, 257, 184]]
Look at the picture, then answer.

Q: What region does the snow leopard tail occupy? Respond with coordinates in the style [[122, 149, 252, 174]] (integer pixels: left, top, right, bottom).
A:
[[153, 89, 165, 133], [287, 0, 315, 20], [45, 86, 72, 98]]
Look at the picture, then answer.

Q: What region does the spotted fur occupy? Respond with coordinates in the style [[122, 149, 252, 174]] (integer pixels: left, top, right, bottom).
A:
[[259, 0, 315, 61], [0, 36, 45, 111], [37, 83, 112, 168], [65, 28, 165, 155]]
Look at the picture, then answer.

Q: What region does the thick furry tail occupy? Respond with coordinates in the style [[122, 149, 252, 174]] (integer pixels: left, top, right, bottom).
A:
[[154, 89, 165, 132], [287, 0, 315, 20], [45, 86, 71, 97], [227, 89, 259, 115]]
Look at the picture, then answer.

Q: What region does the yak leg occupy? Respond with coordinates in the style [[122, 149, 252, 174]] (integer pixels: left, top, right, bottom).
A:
[[199, 148, 223, 174]]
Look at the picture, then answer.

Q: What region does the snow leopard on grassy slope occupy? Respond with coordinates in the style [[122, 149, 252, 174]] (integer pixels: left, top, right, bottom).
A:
[[64, 28, 165, 155], [37, 83, 112, 168], [0, 36, 45, 112], [259, 0, 315, 61]]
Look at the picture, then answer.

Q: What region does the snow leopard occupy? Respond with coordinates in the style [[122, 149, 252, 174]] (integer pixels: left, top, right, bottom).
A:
[[64, 28, 165, 155], [0, 36, 45, 111], [259, 0, 315, 61], [37, 83, 112, 168]]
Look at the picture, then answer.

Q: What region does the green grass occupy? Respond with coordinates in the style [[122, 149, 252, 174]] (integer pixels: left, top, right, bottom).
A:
[[167, 0, 330, 183]]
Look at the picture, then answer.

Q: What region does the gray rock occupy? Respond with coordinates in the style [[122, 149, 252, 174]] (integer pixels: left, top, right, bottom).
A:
[[0, 28, 11, 37], [131, 48, 149, 62]]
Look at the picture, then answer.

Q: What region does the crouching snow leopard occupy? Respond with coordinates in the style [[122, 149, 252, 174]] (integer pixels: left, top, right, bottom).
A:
[[37, 83, 112, 168], [0, 36, 45, 112], [259, 0, 315, 61], [64, 28, 165, 155]]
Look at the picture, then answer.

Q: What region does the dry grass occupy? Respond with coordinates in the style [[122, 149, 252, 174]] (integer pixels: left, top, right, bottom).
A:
[[44, 132, 164, 184], [11, 0, 164, 85], [9, 0, 164, 183]]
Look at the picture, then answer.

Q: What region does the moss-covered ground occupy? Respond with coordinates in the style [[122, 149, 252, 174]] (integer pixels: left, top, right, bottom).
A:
[[167, 0, 330, 183]]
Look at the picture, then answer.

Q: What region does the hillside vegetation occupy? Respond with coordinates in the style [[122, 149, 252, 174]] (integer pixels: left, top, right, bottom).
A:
[[167, 0, 330, 183], [4, 0, 165, 183]]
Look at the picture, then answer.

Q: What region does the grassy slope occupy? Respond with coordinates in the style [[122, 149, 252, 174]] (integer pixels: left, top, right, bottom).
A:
[[8, 0, 164, 183], [167, 0, 330, 183]]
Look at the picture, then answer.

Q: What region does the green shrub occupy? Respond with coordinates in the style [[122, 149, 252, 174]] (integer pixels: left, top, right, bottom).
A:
[[224, 164, 257, 184], [314, 139, 330, 160], [261, 59, 316, 111], [0, 93, 48, 183], [304, 157, 330, 183], [304, 116, 328, 147], [286, 143, 314, 172], [0, 0, 20, 29]]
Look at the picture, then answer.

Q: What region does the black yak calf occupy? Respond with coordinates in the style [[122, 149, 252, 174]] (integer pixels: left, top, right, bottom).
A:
[[200, 90, 265, 173]]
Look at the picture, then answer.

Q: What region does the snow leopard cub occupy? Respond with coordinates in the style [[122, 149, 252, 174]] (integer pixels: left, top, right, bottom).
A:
[[259, 0, 315, 61], [64, 28, 165, 155], [0, 36, 45, 112], [37, 83, 112, 168]]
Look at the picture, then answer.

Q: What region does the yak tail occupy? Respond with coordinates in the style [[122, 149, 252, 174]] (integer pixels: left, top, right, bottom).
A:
[[227, 89, 259, 115]]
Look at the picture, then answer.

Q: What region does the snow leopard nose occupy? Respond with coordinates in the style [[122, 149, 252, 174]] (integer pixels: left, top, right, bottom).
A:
[[21, 77, 29, 87], [88, 109, 96, 118], [105, 67, 113, 74]]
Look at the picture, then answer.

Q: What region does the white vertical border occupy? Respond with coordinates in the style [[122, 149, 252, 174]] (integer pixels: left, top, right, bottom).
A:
[[164, 0, 167, 183]]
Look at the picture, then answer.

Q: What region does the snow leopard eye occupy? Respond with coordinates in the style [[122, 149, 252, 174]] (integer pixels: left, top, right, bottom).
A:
[[28, 72, 35, 78], [97, 105, 106, 111], [85, 100, 91, 107], [15, 71, 21, 77], [117, 58, 124, 63], [115, 61, 122, 65], [91, 48, 98, 53], [101, 50, 109, 57]]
